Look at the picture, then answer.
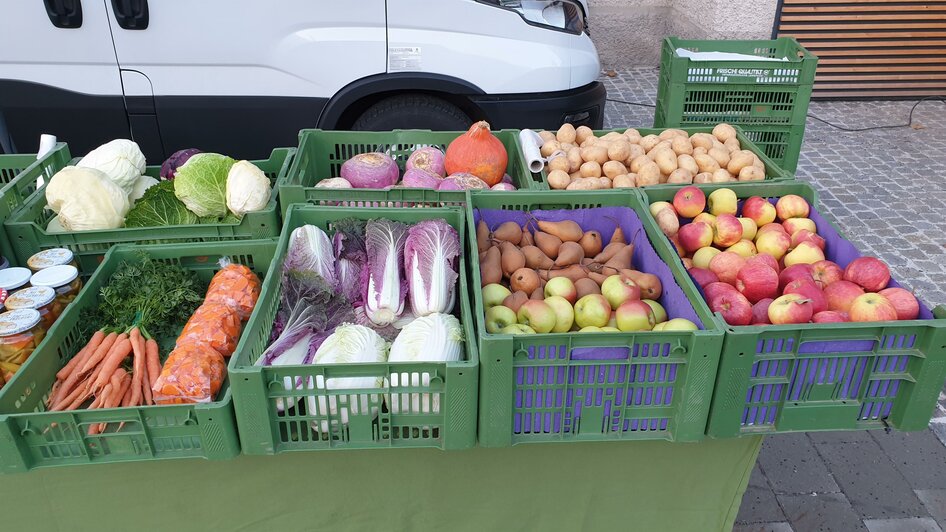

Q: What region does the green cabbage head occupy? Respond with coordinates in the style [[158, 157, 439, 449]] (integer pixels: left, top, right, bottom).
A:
[[173, 153, 235, 217]]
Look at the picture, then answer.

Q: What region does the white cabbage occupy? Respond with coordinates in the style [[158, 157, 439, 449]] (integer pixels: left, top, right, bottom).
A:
[[129, 175, 159, 204], [226, 160, 271, 217], [386, 313, 463, 414], [76, 139, 146, 194], [45, 166, 130, 231]]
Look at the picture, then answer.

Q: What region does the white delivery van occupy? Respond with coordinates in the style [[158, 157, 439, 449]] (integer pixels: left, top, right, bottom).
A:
[[0, 1, 604, 161]]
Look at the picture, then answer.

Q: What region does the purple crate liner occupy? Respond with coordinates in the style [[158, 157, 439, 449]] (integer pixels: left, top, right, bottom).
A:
[[474, 205, 703, 436]]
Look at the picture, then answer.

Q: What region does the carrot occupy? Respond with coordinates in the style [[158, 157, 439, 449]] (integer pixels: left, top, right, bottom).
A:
[[129, 328, 145, 407], [146, 338, 160, 388], [109, 368, 127, 393], [79, 332, 118, 374], [99, 375, 132, 433], [91, 337, 132, 393], [52, 378, 90, 411], [141, 364, 153, 406], [63, 387, 92, 411], [52, 334, 107, 406], [120, 383, 135, 407], [57, 330, 105, 381]]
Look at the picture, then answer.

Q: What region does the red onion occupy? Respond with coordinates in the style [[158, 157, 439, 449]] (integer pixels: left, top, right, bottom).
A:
[[438, 173, 488, 191], [340, 152, 399, 189], [402, 167, 444, 189], [491, 182, 517, 191], [501, 173, 514, 185], [406, 147, 446, 177]]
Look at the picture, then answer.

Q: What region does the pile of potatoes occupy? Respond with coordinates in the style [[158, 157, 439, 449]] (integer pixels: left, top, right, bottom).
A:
[[539, 123, 768, 190]]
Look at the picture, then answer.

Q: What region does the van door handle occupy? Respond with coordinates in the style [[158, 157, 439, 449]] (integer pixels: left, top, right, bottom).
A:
[[111, 0, 149, 30], [44, 0, 83, 28]]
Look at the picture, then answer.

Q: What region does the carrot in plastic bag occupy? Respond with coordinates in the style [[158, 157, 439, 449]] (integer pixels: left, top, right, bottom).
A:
[[204, 261, 261, 320], [152, 341, 226, 404], [177, 302, 243, 358]]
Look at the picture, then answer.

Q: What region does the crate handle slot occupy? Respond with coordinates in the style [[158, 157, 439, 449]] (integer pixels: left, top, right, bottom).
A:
[[797, 338, 879, 355], [19, 420, 37, 436], [182, 411, 198, 426], [670, 340, 686, 356]]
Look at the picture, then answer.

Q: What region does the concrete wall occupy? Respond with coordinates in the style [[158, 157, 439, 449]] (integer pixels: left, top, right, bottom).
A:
[[588, 0, 779, 69]]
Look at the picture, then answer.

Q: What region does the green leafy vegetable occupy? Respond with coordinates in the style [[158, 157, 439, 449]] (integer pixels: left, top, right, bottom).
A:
[[173, 153, 234, 217], [123, 180, 199, 227]]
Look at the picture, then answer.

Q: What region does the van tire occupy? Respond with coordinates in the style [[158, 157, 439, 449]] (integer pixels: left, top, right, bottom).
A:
[[351, 94, 470, 131]]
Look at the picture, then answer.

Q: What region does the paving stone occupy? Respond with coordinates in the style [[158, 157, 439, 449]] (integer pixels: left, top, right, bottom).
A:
[[863, 517, 943, 532], [757, 434, 840, 495], [916, 490, 946, 529], [871, 430, 946, 490], [778, 493, 868, 532], [733, 523, 795, 532], [816, 440, 929, 519], [738, 466, 788, 524], [806, 431, 875, 445]]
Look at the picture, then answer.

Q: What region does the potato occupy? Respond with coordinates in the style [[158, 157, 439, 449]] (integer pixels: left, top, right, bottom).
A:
[[649, 141, 672, 156], [694, 153, 720, 174], [548, 154, 569, 173], [624, 129, 642, 144], [580, 145, 609, 165], [639, 134, 661, 152], [557, 123, 577, 144], [569, 171, 582, 181], [547, 169, 571, 189], [653, 149, 678, 175], [560, 142, 574, 152], [576, 125, 594, 144], [612, 174, 637, 188], [659, 128, 688, 140], [637, 163, 661, 186], [594, 177, 613, 189], [566, 178, 597, 190], [712, 123, 737, 143], [629, 155, 651, 174], [603, 160, 628, 179], [694, 172, 713, 184], [690, 133, 715, 150], [567, 147, 583, 173], [626, 144, 645, 162], [738, 166, 765, 181], [727, 150, 754, 175], [580, 136, 597, 148], [579, 160, 602, 178], [540, 140, 561, 158], [671, 136, 693, 156], [538, 130, 556, 143], [692, 146, 708, 157], [708, 147, 731, 167], [712, 168, 734, 183], [752, 154, 765, 169], [607, 140, 631, 163], [668, 168, 694, 184], [601, 132, 623, 141], [677, 154, 699, 175], [724, 137, 741, 153]]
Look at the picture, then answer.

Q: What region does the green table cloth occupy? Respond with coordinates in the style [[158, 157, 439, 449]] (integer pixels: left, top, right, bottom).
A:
[[3, 437, 761, 531]]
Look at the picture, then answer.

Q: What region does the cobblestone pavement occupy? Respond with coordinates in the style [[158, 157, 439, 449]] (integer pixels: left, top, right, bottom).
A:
[[602, 68, 946, 532]]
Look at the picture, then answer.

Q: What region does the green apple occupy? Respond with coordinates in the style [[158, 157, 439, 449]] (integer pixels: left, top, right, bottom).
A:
[[579, 326, 603, 333], [601, 274, 641, 309], [601, 327, 621, 332], [485, 305, 517, 333], [615, 300, 656, 332], [482, 283, 512, 309], [574, 294, 611, 328], [642, 299, 667, 323], [707, 188, 738, 216], [544, 277, 578, 304], [517, 300, 557, 334], [662, 318, 699, 331], [652, 322, 668, 331], [501, 324, 536, 334], [544, 296, 575, 333]]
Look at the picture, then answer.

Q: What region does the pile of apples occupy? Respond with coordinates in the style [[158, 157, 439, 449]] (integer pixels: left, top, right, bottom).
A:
[[651, 186, 920, 326]]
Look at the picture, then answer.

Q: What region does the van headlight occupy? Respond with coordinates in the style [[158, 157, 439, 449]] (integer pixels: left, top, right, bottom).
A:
[[478, 0, 587, 35]]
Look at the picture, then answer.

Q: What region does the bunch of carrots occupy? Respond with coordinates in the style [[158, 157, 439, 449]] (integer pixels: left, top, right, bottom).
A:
[[46, 326, 160, 435]]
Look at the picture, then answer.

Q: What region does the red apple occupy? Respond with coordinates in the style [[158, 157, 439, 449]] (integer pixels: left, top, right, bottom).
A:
[[689, 267, 719, 288], [693, 212, 717, 227], [669, 234, 686, 258], [849, 293, 898, 322], [742, 196, 776, 226], [709, 251, 747, 286], [779, 264, 814, 291], [775, 195, 810, 221], [727, 239, 758, 258], [811, 260, 843, 289], [601, 274, 641, 309], [736, 262, 779, 303], [878, 288, 920, 321], [615, 300, 656, 331], [709, 290, 753, 326], [682, 257, 693, 269], [783, 279, 827, 314], [790, 229, 826, 251], [673, 186, 706, 219], [756, 222, 787, 236], [751, 298, 774, 325], [704, 281, 739, 300], [812, 311, 849, 323], [843, 257, 891, 292], [746, 253, 780, 274], [712, 213, 744, 248], [783, 218, 817, 237], [755, 230, 792, 261], [768, 293, 814, 324], [678, 222, 713, 253], [823, 280, 865, 313]]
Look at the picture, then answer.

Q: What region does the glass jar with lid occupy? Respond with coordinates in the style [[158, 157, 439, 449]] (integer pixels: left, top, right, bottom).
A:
[[0, 267, 32, 293], [29, 265, 82, 313], [4, 286, 58, 329], [27, 248, 77, 272], [0, 309, 46, 384]]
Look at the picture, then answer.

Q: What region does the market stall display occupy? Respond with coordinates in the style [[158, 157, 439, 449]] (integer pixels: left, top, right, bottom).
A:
[[640, 182, 946, 437], [231, 204, 478, 453]]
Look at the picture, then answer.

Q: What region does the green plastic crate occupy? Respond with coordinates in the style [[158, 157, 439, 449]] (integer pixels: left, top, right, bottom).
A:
[[0, 239, 278, 472], [278, 128, 534, 216], [469, 190, 724, 447], [230, 204, 479, 453], [529, 126, 791, 191], [653, 37, 818, 174], [4, 148, 294, 273], [0, 143, 72, 264], [639, 182, 946, 438]]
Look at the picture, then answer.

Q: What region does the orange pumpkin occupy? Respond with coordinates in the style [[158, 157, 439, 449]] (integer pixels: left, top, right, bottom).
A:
[[444, 121, 508, 186]]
